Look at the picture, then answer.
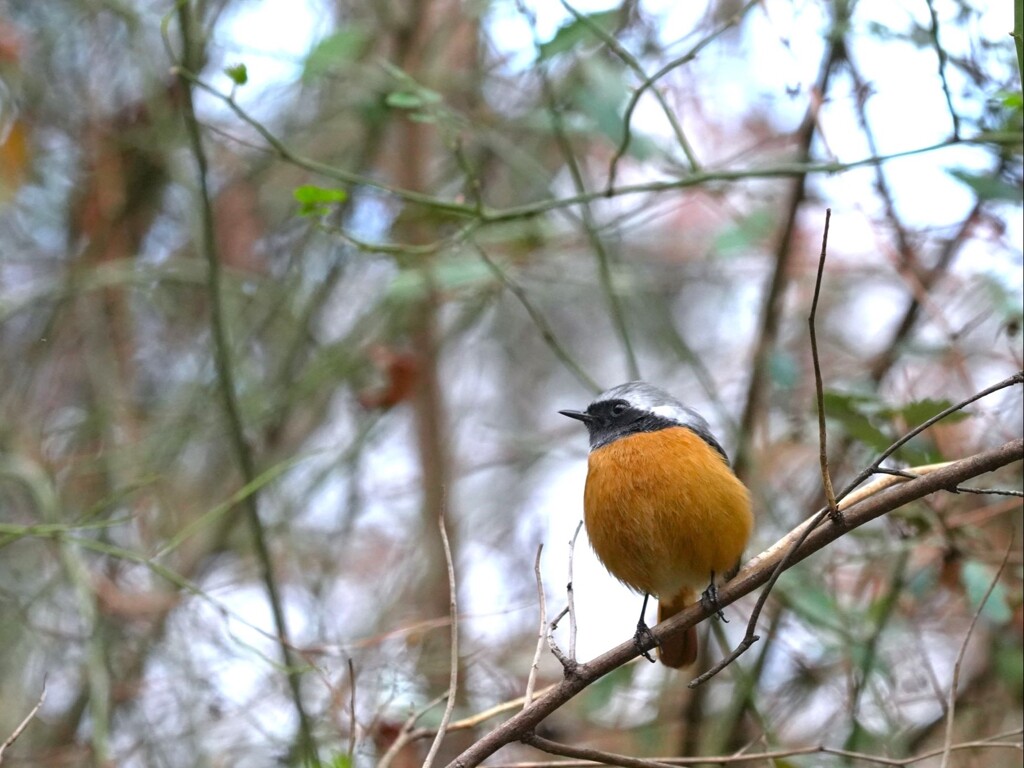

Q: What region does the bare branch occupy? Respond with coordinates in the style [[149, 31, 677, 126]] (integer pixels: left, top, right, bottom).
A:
[[567, 520, 584, 663], [524, 544, 546, 707], [0, 682, 46, 764], [809, 208, 839, 518]]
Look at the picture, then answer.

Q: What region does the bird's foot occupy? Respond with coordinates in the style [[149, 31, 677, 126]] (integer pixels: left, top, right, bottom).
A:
[[701, 581, 727, 622], [633, 620, 658, 663]]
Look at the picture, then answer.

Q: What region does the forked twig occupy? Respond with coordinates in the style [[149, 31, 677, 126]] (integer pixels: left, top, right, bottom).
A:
[[547, 520, 585, 672], [547, 606, 572, 668]]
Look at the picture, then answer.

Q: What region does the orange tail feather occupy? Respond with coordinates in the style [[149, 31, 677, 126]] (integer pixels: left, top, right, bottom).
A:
[[657, 589, 698, 668]]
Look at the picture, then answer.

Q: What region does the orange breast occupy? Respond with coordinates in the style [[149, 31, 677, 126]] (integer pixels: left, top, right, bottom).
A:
[[583, 427, 753, 600]]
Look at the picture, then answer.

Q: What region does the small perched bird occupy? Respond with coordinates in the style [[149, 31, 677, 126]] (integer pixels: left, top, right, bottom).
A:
[[560, 382, 753, 668]]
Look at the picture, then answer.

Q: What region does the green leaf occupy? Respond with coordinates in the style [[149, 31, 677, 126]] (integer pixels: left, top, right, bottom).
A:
[[977, 273, 1024, 335], [388, 259, 494, 301], [385, 91, 424, 110], [785, 580, 842, 629], [302, 28, 370, 81], [224, 63, 248, 86], [961, 560, 1012, 624], [995, 642, 1024, 691], [713, 210, 774, 254], [1000, 90, 1023, 110], [581, 663, 633, 715], [823, 391, 893, 453], [318, 753, 352, 768], [948, 169, 1023, 203], [385, 86, 442, 113], [768, 350, 799, 390], [892, 398, 970, 429], [293, 185, 348, 217], [539, 9, 619, 60]]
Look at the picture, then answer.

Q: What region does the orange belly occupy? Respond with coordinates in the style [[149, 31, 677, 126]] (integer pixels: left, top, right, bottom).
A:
[[583, 426, 752, 600]]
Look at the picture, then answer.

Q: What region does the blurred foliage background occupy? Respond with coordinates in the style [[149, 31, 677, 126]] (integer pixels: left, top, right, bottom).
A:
[[0, 0, 1021, 766]]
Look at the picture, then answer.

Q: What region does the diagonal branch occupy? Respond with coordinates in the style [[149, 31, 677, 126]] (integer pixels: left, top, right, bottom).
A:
[[445, 439, 1023, 768]]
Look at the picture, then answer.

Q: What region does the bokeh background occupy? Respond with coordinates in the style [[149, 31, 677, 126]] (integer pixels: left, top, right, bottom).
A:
[[0, 0, 1021, 766]]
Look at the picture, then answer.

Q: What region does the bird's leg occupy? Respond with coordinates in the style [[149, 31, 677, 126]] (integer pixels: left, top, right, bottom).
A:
[[700, 571, 728, 622], [633, 593, 657, 663]]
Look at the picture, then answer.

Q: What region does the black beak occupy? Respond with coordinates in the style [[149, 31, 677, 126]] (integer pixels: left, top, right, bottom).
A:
[[559, 409, 594, 423]]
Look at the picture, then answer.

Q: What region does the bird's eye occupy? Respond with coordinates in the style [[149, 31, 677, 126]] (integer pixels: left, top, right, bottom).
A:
[[611, 402, 628, 416]]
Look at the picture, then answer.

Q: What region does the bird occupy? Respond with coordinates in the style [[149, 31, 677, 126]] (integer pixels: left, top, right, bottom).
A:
[[560, 381, 753, 668]]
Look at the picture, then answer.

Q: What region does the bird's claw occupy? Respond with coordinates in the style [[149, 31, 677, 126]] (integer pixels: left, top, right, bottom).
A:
[[633, 621, 658, 663], [701, 581, 727, 622]]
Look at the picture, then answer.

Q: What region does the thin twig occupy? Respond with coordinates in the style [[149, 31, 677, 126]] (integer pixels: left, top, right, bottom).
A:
[[843, 550, 910, 751], [377, 692, 450, 768], [475, 243, 601, 393], [938, 541, 1013, 768], [949, 486, 1023, 497], [501, 729, 1024, 767], [567, 520, 584, 663], [523, 732, 678, 768], [846, 56, 922, 284], [923, 0, 961, 139], [375, 686, 561, 760], [424, 510, 460, 768], [547, 606, 572, 668], [0, 682, 46, 763], [319, 220, 478, 257], [557, 0, 703, 174], [140, 67, 1007, 227], [604, 0, 762, 185], [347, 658, 357, 762], [174, 7, 317, 761], [525, 544, 547, 707], [836, 371, 1024, 502], [808, 208, 838, 518], [452, 687, 557, 730]]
